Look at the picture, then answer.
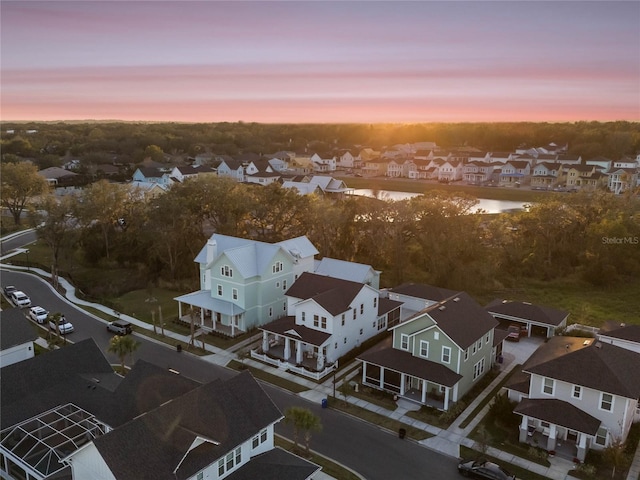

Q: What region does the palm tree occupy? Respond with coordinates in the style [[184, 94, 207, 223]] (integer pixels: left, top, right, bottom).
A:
[[284, 406, 322, 455], [107, 335, 140, 374]]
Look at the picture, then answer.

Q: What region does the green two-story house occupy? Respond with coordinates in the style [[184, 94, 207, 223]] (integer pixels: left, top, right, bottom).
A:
[[358, 292, 498, 410]]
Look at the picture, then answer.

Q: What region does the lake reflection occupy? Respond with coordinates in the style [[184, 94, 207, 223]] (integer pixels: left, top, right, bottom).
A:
[[351, 189, 527, 214]]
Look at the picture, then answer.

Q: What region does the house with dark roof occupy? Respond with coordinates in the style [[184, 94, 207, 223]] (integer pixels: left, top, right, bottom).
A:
[[255, 272, 401, 379], [387, 282, 460, 317], [217, 158, 246, 182], [530, 162, 564, 189], [175, 234, 318, 337], [1, 339, 319, 480], [0, 308, 37, 367], [509, 338, 640, 461], [598, 322, 640, 354], [485, 299, 569, 338], [37, 166, 78, 186], [499, 160, 532, 186], [358, 292, 498, 411], [132, 166, 173, 185], [170, 165, 216, 183]]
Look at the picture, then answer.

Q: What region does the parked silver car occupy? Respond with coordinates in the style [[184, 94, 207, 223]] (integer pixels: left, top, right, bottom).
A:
[[50, 316, 74, 334], [10, 290, 31, 308], [28, 306, 49, 324]]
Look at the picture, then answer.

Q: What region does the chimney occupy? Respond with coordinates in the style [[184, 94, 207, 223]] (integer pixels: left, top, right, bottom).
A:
[[206, 237, 217, 265]]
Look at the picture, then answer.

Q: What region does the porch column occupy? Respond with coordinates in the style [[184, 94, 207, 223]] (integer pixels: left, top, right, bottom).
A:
[[519, 415, 529, 443], [400, 374, 406, 395], [200, 308, 204, 325], [213, 313, 217, 330], [262, 331, 269, 352], [296, 341, 303, 364], [421, 380, 427, 403], [547, 424, 557, 451], [379, 367, 385, 389], [284, 338, 291, 359], [178, 302, 182, 318], [362, 363, 367, 384], [577, 434, 587, 462], [443, 387, 450, 411]]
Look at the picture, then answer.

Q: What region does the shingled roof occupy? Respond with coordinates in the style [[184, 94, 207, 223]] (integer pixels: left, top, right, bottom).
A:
[[401, 292, 498, 350], [388, 283, 459, 302], [285, 272, 367, 316], [95, 371, 282, 480], [485, 299, 568, 326], [514, 398, 601, 435], [0, 308, 37, 352], [525, 341, 640, 399]]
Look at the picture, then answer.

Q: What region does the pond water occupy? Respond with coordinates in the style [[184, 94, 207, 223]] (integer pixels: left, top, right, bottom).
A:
[[351, 189, 528, 214]]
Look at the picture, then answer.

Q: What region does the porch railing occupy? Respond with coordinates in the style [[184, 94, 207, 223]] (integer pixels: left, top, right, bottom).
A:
[[250, 350, 337, 381]]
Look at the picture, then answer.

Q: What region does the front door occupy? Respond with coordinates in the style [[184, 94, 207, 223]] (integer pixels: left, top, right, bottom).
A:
[[567, 430, 578, 443]]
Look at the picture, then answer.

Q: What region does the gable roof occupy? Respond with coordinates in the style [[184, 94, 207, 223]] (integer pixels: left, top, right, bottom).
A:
[[399, 292, 498, 349], [226, 447, 320, 480], [389, 283, 459, 303], [94, 371, 281, 480], [599, 323, 640, 344], [38, 166, 78, 179], [525, 341, 640, 399], [0, 308, 37, 351], [313, 257, 378, 285], [485, 299, 568, 326], [285, 272, 366, 316], [194, 234, 318, 277], [259, 316, 332, 347]]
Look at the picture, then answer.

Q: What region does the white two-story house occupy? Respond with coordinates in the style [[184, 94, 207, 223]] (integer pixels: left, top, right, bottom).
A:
[[174, 234, 318, 337], [255, 272, 401, 379], [510, 338, 640, 462]]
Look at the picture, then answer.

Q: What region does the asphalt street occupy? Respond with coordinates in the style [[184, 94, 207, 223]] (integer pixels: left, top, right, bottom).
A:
[[1, 266, 461, 479]]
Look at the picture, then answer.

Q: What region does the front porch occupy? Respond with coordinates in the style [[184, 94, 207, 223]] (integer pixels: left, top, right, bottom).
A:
[[174, 290, 246, 338], [177, 313, 245, 337], [524, 427, 578, 462], [361, 363, 451, 411]]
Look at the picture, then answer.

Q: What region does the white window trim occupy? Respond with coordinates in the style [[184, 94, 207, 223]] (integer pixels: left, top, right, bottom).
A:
[[419, 340, 429, 358], [572, 385, 582, 400], [542, 378, 555, 396], [400, 333, 409, 351], [599, 392, 614, 412], [441, 346, 451, 364]]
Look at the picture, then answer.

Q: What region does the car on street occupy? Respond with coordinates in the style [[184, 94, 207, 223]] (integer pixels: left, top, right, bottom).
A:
[[49, 316, 74, 334], [107, 319, 133, 335], [3, 285, 17, 297], [9, 290, 31, 307], [458, 458, 515, 479], [28, 306, 49, 324]]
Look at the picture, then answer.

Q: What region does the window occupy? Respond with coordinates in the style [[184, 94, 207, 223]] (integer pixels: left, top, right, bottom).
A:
[[434, 331, 439, 340], [595, 427, 608, 446], [442, 346, 451, 364], [313, 315, 319, 327], [217, 284, 223, 296], [543, 378, 554, 395], [283, 280, 287, 290], [373, 297, 377, 308], [377, 318, 386, 330], [252, 428, 268, 449], [344, 337, 347, 344], [360, 303, 364, 314], [321, 317, 327, 329], [600, 393, 614, 412], [272, 262, 283, 273], [197, 473, 203, 480], [359, 328, 363, 335], [572, 385, 582, 399], [420, 340, 429, 358], [276, 281, 280, 288], [302, 312, 306, 323], [353, 308, 357, 320], [401, 334, 409, 351], [335, 342, 338, 349], [485, 333, 490, 343], [221, 265, 233, 277], [268, 307, 272, 317], [472, 343, 477, 355], [473, 358, 485, 380], [341, 314, 345, 326], [283, 301, 286, 311], [478, 338, 482, 349], [464, 348, 469, 361], [232, 288, 238, 300]]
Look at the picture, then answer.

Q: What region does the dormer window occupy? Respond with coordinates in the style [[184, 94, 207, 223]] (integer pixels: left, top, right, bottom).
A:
[[221, 265, 233, 277], [272, 261, 283, 273]]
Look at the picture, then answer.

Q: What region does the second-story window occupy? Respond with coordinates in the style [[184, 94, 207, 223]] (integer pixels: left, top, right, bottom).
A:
[[600, 393, 614, 412], [543, 378, 554, 395], [321, 317, 327, 329], [341, 314, 345, 326], [217, 285, 223, 296], [400, 334, 409, 351], [442, 346, 451, 364], [221, 265, 233, 277], [360, 303, 364, 314], [572, 385, 582, 399], [232, 288, 238, 300], [272, 261, 283, 273], [313, 314, 319, 327]]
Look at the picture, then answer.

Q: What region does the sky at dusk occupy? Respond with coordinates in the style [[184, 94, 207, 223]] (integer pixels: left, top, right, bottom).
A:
[[1, 1, 639, 123]]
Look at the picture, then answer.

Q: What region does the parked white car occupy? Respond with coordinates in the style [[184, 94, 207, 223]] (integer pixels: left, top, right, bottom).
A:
[[28, 306, 49, 324], [9, 290, 31, 307], [49, 316, 74, 334]]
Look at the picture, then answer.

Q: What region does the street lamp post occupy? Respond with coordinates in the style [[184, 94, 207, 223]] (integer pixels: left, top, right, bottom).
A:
[[333, 363, 337, 398], [25, 249, 30, 272]]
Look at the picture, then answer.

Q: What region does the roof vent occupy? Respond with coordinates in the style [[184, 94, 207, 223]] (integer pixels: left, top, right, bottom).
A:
[[595, 342, 602, 349], [439, 306, 446, 311], [583, 339, 591, 346], [502, 300, 508, 304], [453, 297, 460, 302], [620, 323, 626, 327]]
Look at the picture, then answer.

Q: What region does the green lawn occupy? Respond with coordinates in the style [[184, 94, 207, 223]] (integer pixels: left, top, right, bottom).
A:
[[227, 360, 310, 393]]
